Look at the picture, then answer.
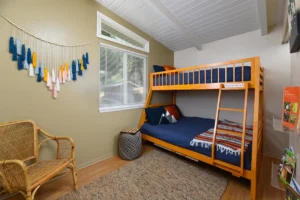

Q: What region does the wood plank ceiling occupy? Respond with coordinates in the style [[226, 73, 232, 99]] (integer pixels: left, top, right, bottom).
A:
[[96, 0, 261, 52]]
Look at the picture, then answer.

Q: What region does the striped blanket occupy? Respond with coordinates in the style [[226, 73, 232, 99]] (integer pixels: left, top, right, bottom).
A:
[[190, 120, 253, 156]]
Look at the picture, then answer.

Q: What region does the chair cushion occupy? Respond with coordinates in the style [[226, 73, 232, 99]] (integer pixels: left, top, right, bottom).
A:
[[27, 159, 71, 189]]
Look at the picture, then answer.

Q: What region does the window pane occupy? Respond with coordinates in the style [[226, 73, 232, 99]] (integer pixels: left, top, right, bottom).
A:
[[101, 22, 144, 49], [100, 46, 124, 106], [127, 54, 145, 104]]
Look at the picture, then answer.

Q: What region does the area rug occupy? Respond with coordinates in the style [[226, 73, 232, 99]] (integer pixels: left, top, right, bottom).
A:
[[59, 149, 228, 200]]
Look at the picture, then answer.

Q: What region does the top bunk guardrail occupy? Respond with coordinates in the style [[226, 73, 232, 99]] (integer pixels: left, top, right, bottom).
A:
[[150, 57, 264, 91]]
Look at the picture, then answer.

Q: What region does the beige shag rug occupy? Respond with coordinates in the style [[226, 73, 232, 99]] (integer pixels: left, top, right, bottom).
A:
[[59, 149, 228, 200]]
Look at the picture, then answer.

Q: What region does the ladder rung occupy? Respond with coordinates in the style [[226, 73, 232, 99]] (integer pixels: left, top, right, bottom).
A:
[[216, 129, 242, 137], [219, 108, 244, 112], [222, 87, 247, 91]]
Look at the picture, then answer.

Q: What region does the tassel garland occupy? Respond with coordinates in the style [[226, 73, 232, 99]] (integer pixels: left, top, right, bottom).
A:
[[7, 33, 90, 99]]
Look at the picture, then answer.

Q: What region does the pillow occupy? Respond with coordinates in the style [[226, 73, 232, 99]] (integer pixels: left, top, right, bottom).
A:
[[164, 105, 182, 120], [145, 106, 167, 125], [164, 65, 176, 71], [164, 111, 177, 124], [153, 65, 165, 72], [158, 112, 171, 124]]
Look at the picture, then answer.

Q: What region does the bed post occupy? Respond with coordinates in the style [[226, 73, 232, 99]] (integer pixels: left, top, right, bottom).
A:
[[139, 74, 154, 128], [251, 57, 260, 200], [172, 91, 176, 104]]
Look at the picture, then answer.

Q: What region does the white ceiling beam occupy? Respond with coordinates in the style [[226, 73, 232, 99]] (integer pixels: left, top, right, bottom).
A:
[[255, 0, 268, 36], [142, 0, 203, 51]]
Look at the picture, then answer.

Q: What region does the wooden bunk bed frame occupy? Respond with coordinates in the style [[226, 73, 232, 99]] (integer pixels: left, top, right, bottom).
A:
[[139, 57, 264, 200]]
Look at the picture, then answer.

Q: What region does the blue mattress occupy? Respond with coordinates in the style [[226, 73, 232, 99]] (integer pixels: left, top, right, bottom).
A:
[[140, 116, 252, 170], [153, 66, 251, 86]]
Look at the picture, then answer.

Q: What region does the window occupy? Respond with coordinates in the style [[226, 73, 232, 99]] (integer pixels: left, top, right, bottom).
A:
[[97, 11, 150, 53], [99, 44, 147, 113]]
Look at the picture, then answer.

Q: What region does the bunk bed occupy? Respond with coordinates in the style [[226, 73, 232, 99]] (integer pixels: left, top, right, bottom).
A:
[[139, 57, 264, 200]]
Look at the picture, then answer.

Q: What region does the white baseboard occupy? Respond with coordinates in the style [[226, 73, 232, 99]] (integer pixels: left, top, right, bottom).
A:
[[77, 153, 117, 170]]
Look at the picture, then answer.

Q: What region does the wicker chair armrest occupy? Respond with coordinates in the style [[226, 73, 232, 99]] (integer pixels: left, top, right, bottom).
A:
[[37, 128, 75, 160], [0, 160, 29, 193]]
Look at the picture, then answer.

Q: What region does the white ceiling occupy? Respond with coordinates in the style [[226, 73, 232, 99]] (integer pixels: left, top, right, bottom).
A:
[[96, 0, 271, 52]]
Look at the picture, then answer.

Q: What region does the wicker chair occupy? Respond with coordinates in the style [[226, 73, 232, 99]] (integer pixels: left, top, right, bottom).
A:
[[0, 120, 78, 200]]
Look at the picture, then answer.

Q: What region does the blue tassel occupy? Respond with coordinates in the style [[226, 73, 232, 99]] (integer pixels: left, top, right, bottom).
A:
[[41, 64, 44, 78], [86, 52, 89, 64], [35, 66, 39, 75], [9, 37, 14, 53], [23, 51, 29, 69], [72, 60, 77, 81], [76, 59, 79, 72], [12, 44, 17, 61], [82, 55, 87, 70], [21, 45, 26, 61], [17, 56, 23, 70], [37, 67, 43, 82], [27, 48, 32, 64], [16, 39, 21, 55]]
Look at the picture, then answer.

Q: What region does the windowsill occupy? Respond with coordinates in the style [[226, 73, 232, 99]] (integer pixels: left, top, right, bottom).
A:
[[99, 104, 145, 113]]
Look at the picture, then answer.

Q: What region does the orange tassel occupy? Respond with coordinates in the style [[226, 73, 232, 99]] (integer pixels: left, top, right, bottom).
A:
[[44, 68, 48, 82], [32, 52, 37, 68]]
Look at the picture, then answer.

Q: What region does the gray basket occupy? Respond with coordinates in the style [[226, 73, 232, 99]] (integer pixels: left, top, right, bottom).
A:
[[118, 131, 142, 160]]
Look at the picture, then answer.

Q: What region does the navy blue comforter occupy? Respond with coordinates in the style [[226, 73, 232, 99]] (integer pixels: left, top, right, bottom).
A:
[[140, 116, 252, 170]]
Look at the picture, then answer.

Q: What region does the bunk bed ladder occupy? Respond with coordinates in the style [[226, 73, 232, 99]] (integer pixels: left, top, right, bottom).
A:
[[212, 83, 249, 176]]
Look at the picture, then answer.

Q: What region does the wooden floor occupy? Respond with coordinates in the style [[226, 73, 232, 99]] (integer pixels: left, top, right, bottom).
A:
[[5, 144, 285, 200]]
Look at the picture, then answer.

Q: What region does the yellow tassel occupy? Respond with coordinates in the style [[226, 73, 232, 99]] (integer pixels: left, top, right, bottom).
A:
[[44, 68, 48, 82], [32, 52, 37, 68], [80, 59, 84, 70], [65, 62, 69, 75]]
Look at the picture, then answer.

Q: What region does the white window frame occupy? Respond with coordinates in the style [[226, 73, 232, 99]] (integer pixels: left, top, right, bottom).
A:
[[99, 43, 148, 113], [97, 11, 150, 53]]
